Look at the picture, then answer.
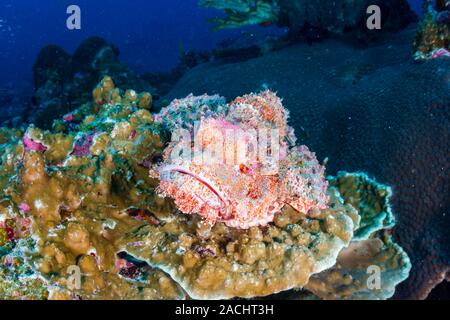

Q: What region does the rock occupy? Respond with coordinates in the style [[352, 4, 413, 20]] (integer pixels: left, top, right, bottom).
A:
[[33, 45, 72, 89], [28, 37, 156, 128]]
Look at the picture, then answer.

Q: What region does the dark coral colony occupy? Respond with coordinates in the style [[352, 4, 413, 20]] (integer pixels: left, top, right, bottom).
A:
[[0, 0, 448, 300]]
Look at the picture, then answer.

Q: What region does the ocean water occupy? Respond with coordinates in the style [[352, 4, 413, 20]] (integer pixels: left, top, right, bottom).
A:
[[0, 0, 283, 89], [0, 0, 422, 88]]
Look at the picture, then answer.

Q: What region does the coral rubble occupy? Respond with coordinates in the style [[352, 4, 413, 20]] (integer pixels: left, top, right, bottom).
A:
[[0, 77, 410, 300]]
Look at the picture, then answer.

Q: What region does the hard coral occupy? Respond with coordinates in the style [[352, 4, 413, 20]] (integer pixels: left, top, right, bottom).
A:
[[414, 0, 450, 59], [120, 187, 358, 299], [0, 76, 184, 300], [117, 92, 410, 300], [121, 167, 411, 300], [162, 26, 449, 299], [303, 173, 410, 300], [306, 231, 411, 300]]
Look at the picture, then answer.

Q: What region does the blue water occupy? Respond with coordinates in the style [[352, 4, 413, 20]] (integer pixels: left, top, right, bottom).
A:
[[0, 0, 423, 88]]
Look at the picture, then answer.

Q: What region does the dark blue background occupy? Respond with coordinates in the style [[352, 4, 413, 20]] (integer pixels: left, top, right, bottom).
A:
[[0, 0, 423, 88]]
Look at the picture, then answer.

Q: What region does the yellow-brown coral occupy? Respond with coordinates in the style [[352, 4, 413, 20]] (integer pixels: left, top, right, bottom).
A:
[[413, 1, 450, 59]]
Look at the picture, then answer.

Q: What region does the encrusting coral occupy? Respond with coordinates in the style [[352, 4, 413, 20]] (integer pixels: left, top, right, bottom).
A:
[[0, 76, 184, 299], [0, 76, 410, 300], [305, 231, 411, 300], [328, 172, 395, 241]]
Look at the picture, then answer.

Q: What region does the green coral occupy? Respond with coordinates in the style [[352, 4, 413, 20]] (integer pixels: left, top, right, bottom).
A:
[[329, 172, 395, 241], [300, 172, 411, 300]]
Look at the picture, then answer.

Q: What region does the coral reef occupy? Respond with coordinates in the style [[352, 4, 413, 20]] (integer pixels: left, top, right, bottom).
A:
[[0, 78, 411, 300], [163, 24, 450, 299], [200, 0, 416, 40], [120, 91, 409, 299], [303, 173, 410, 300], [413, 0, 450, 59], [0, 77, 184, 299], [29, 37, 156, 128]]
